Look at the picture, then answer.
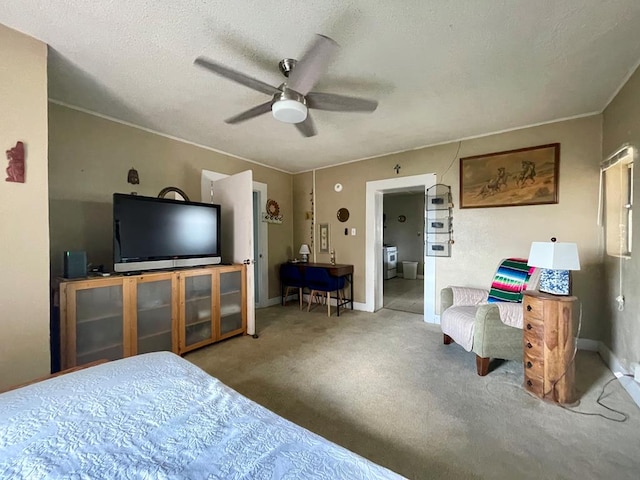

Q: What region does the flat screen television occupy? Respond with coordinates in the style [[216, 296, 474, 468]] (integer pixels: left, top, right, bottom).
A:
[[113, 193, 221, 273]]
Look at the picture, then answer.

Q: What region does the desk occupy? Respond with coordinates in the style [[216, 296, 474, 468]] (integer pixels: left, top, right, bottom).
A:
[[283, 263, 354, 316]]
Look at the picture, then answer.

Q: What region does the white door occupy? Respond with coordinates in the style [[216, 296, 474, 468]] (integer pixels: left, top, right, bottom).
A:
[[209, 170, 256, 335]]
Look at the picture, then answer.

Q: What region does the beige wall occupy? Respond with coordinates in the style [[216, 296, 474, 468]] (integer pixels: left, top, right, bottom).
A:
[[292, 171, 313, 256], [48, 104, 292, 300], [602, 66, 640, 369], [295, 116, 604, 339], [0, 25, 50, 389]]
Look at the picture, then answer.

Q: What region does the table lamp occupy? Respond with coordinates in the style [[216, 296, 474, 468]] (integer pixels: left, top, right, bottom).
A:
[[527, 239, 580, 295], [299, 244, 311, 263]]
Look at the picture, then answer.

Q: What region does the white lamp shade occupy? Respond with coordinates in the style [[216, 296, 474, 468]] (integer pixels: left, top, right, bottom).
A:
[[299, 244, 311, 255], [272, 100, 308, 124], [527, 242, 581, 271]]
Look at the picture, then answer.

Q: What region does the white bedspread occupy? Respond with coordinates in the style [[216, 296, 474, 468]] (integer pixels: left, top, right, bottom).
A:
[[0, 352, 404, 479]]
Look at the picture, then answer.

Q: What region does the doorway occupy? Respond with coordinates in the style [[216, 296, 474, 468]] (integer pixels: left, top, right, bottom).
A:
[[382, 189, 425, 314], [365, 173, 437, 322]]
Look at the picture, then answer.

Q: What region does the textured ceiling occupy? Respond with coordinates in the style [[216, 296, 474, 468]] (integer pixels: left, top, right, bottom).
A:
[[2, 1, 640, 173]]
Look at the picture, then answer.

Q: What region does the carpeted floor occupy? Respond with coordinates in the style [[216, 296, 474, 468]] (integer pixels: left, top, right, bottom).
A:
[[185, 305, 640, 480]]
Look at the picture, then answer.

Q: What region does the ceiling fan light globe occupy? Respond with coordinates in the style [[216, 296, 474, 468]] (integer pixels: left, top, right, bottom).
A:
[[272, 100, 308, 124]]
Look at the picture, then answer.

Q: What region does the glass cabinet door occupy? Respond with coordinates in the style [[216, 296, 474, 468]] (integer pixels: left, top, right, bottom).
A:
[[136, 278, 173, 354], [74, 284, 124, 365], [219, 269, 244, 338], [183, 274, 214, 348]]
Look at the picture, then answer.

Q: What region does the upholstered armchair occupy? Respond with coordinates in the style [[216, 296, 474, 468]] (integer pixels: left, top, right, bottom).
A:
[[440, 258, 539, 376]]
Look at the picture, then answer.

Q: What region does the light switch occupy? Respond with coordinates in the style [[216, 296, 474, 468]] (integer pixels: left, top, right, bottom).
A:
[[351, 228, 356, 236]]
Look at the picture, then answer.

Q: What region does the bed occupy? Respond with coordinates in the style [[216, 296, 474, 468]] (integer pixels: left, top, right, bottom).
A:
[[0, 352, 405, 479]]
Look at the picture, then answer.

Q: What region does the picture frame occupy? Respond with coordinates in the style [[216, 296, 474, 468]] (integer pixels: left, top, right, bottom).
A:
[[459, 143, 560, 209], [318, 223, 330, 253]]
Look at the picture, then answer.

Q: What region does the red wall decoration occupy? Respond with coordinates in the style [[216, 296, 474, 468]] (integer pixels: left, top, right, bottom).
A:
[[5, 141, 25, 183]]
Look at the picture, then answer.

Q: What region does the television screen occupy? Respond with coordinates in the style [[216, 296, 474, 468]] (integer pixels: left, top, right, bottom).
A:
[[113, 194, 221, 272]]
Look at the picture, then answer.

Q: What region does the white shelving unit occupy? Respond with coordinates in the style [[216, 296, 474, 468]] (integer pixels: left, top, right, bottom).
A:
[[426, 184, 453, 257]]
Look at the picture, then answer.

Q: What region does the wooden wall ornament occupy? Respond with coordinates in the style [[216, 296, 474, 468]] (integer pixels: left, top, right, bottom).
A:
[[5, 141, 25, 183], [264, 198, 283, 224]]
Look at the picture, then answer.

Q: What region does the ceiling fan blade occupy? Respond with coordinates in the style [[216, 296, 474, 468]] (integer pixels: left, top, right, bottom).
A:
[[194, 56, 280, 96], [225, 101, 273, 124], [288, 34, 339, 95], [294, 114, 317, 137], [306, 92, 378, 112]]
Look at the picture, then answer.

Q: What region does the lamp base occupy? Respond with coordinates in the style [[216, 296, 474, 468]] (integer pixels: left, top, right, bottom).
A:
[[300, 254, 309, 263], [538, 268, 571, 295]]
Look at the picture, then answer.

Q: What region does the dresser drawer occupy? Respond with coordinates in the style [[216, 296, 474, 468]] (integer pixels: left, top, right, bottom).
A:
[[524, 373, 544, 397], [523, 295, 544, 320], [523, 316, 544, 339], [523, 330, 544, 352], [523, 350, 544, 377]]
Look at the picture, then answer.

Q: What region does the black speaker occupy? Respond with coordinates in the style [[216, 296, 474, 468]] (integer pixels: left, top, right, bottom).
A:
[[63, 251, 87, 279]]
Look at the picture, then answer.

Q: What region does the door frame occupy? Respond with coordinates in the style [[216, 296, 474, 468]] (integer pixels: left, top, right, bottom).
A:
[[252, 182, 269, 308], [365, 173, 437, 322], [200, 170, 269, 309]]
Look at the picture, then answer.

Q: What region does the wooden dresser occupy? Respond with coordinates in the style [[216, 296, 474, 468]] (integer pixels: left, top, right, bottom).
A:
[[522, 290, 578, 404]]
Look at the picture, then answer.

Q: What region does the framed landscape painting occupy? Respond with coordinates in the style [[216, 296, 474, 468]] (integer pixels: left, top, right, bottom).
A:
[[459, 143, 560, 209]]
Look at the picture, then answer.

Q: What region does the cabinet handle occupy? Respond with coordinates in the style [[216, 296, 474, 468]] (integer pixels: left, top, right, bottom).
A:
[[527, 380, 533, 387], [527, 305, 532, 311], [526, 323, 532, 330], [526, 342, 533, 349], [526, 361, 533, 368]]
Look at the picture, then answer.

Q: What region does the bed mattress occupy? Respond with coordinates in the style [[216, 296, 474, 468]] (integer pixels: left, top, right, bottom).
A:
[[0, 351, 404, 479]]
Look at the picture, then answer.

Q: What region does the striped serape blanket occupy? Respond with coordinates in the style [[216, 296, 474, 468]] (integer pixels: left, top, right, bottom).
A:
[[487, 258, 535, 303]]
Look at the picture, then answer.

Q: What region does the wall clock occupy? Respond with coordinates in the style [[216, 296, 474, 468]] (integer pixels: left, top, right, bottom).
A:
[[337, 208, 350, 222]]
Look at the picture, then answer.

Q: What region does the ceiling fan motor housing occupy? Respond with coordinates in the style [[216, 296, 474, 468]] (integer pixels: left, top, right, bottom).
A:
[[272, 86, 307, 124]]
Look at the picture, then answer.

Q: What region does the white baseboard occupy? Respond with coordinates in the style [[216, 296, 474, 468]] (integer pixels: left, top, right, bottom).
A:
[[353, 301, 367, 311], [577, 338, 599, 351], [597, 342, 640, 409], [263, 296, 285, 307]]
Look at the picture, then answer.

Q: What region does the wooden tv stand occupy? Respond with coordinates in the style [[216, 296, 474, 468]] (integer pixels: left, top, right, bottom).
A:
[[58, 264, 246, 369]]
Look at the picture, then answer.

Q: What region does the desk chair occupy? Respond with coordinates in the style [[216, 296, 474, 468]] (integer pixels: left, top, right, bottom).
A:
[[280, 263, 305, 309], [305, 267, 346, 317]]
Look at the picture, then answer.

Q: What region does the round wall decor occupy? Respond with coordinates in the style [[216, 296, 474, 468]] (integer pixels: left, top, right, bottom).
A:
[[266, 199, 280, 217], [337, 208, 350, 222]]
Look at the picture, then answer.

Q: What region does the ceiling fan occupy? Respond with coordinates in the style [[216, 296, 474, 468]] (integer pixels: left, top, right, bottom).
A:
[[194, 34, 378, 137]]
